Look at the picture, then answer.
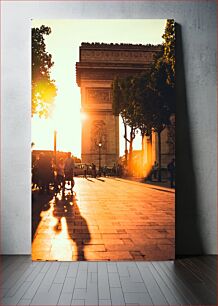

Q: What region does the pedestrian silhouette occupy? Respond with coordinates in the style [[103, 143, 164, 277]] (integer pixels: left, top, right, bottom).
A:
[[37, 153, 54, 193], [152, 161, 158, 180], [91, 163, 96, 178], [56, 158, 65, 191], [64, 152, 75, 192], [167, 158, 175, 188], [32, 154, 40, 189]]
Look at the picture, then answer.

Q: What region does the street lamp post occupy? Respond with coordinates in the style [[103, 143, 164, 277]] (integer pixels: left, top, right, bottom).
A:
[[146, 134, 152, 179], [54, 130, 57, 168], [98, 142, 102, 176]]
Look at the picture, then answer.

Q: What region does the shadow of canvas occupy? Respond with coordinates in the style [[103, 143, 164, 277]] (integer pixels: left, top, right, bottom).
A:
[[175, 23, 205, 255]]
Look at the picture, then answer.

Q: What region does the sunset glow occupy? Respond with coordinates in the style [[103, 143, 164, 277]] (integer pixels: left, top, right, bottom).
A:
[[31, 19, 175, 263], [32, 19, 166, 158]]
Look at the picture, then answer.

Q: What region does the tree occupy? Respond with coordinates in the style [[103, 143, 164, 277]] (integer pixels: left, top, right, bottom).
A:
[[112, 76, 139, 172], [133, 73, 154, 136], [162, 19, 176, 150], [131, 73, 153, 174], [151, 21, 175, 114], [149, 19, 176, 180], [112, 20, 175, 179], [121, 77, 139, 173], [112, 77, 128, 164], [162, 19, 175, 89], [32, 25, 57, 118]]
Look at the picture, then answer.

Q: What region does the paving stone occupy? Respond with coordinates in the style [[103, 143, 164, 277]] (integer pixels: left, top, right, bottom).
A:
[[30, 283, 63, 305], [71, 299, 85, 305], [108, 273, 121, 288], [127, 266, 143, 282], [2, 282, 32, 305], [99, 300, 112, 305], [54, 263, 69, 283], [120, 278, 148, 293], [88, 262, 98, 273], [75, 269, 87, 289], [23, 272, 46, 299], [98, 263, 110, 300], [110, 287, 125, 305], [107, 263, 118, 273], [73, 288, 86, 300], [1, 255, 216, 306], [124, 292, 153, 305], [62, 277, 76, 293], [58, 293, 73, 305], [67, 263, 79, 277], [136, 265, 168, 304], [17, 298, 32, 305], [37, 262, 60, 292], [85, 283, 98, 305], [32, 178, 175, 261], [5, 262, 45, 297]]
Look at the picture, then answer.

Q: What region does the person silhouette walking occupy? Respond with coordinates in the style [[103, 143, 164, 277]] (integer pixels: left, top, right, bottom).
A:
[[64, 152, 75, 191], [167, 158, 175, 188]]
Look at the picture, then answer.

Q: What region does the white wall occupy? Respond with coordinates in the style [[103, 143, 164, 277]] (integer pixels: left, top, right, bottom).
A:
[[1, 1, 217, 254]]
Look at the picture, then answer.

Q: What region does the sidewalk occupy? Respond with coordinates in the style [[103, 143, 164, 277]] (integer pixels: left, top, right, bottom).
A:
[[119, 176, 175, 192], [32, 177, 175, 261]]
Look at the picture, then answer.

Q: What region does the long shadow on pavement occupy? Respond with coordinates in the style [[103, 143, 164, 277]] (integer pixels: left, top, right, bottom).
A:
[[96, 178, 105, 182], [86, 178, 95, 182], [53, 191, 91, 260], [32, 190, 53, 240]]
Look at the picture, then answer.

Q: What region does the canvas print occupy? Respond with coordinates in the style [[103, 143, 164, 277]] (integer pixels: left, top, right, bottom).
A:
[[31, 19, 175, 261]]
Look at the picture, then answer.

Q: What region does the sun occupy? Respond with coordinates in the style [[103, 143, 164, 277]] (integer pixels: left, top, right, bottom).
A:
[[32, 87, 82, 158]]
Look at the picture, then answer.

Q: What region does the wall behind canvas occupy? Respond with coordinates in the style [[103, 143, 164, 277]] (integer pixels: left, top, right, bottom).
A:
[[1, 0, 217, 255]]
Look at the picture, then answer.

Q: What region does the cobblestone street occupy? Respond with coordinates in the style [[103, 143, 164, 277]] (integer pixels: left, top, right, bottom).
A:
[[32, 177, 175, 261]]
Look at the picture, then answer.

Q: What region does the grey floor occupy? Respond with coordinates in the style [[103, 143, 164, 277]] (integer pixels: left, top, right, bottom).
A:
[[0, 256, 217, 305]]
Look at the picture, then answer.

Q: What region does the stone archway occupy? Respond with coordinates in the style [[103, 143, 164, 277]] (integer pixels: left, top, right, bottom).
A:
[[76, 42, 161, 167]]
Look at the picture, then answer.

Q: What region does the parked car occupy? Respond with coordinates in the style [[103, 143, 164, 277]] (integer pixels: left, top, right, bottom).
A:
[[74, 163, 92, 176]]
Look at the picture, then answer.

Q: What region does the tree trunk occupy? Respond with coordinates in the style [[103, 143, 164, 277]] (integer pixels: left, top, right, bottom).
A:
[[158, 131, 162, 182], [147, 135, 152, 175], [129, 138, 133, 175], [128, 127, 135, 175], [141, 133, 145, 176], [124, 123, 128, 165]]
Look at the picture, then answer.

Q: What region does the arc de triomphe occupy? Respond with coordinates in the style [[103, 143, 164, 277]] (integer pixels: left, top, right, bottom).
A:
[[76, 43, 161, 167]]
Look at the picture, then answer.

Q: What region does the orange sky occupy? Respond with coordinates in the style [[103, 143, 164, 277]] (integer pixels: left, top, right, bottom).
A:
[[32, 19, 166, 158]]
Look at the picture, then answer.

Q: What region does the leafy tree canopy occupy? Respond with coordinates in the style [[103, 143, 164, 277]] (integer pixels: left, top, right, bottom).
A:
[[32, 25, 57, 118], [111, 19, 175, 178], [151, 19, 175, 114], [162, 19, 175, 85]]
